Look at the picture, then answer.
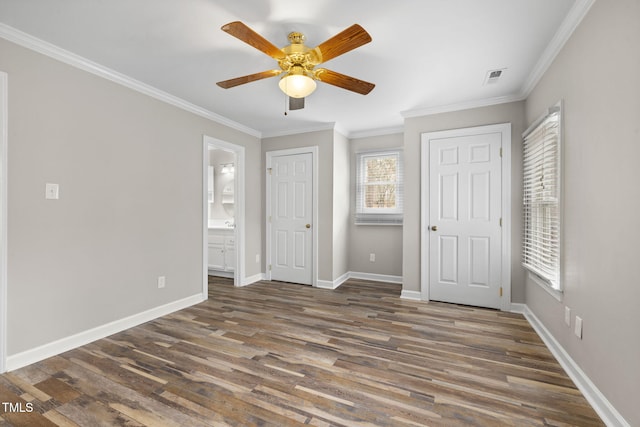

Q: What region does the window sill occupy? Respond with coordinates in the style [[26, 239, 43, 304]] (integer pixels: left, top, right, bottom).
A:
[[528, 271, 563, 302]]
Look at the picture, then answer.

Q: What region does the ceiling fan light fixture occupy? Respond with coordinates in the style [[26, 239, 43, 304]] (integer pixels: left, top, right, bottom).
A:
[[217, 22, 375, 102], [278, 72, 316, 98]]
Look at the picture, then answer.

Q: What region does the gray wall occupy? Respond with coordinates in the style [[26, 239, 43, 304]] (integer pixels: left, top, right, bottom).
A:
[[403, 101, 527, 302], [349, 133, 403, 277], [0, 37, 261, 355], [524, 1, 639, 424]]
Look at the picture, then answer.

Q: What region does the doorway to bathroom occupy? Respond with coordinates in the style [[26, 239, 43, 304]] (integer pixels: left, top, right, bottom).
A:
[[202, 135, 245, 296]]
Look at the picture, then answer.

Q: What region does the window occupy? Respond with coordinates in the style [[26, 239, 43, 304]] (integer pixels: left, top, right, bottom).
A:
[[522, 103, 562, 290], [355, 149, 403, 224]]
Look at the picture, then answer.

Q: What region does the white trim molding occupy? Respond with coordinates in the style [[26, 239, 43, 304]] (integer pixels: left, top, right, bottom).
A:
[[316, 272, 403, 290], [0, 71, 7, 373], [0, 23, 261, 139], [6, 293, 205, 372], [262, 123, 337, 139], [518, 304, 630, 427], [316, 272, 350, 290], [349, 126, 405, 140], [208, 270, 234, 279], [240, 273, 265, 287], [349, 272, 403, 284], [509, 303, 527, 315], [315, 280, 337, 290], [400, 290, 422, 301], [203, 136, 246, 292], [402, 94, 524, 120]]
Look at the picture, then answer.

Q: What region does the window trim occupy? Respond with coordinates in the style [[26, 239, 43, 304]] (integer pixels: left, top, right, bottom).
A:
[[355, 149, 403, 225], [522, 100, 563, 291]]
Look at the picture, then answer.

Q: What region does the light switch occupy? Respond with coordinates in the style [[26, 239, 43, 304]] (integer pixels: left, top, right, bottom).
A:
[[45, 183, 59, 200]]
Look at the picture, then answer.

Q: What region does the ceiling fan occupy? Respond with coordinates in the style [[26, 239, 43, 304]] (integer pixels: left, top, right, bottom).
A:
[[216, 21, 375, 110]]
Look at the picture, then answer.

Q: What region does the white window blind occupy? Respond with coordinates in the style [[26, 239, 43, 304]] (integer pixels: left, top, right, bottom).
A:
[[522, 106, 561, 289], [355, 149, 403, 225]]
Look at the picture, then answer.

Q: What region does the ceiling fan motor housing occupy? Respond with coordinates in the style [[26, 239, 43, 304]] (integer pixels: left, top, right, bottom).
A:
[[279, 32, 317, 77]]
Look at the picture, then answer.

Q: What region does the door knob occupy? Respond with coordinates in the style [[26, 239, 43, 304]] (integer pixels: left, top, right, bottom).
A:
[[306, 224, 311, 229], [431, 225, 438, 231]]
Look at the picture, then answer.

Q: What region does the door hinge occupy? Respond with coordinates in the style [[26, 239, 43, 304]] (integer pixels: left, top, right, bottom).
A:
[[269, 264, 272, 271], [500, 287, 503, 297], [499, 147, 503, 157], [499, 217, 502, 227], [267, 167, 272, 175], [269, 215, 272, 223]]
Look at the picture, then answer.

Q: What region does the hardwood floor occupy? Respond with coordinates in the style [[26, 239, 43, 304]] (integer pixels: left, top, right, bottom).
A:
[[0, 277, 603, 426]]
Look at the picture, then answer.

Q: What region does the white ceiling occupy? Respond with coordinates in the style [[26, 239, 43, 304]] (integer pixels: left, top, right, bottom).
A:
[[0, 0, 581, 137]]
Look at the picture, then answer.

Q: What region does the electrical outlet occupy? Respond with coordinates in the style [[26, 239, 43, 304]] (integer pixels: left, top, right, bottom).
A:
[[369, 253, 375, 262], [157, 276, 166, 289], [574, 316, 583, 339], [564, 306, 571, 327]]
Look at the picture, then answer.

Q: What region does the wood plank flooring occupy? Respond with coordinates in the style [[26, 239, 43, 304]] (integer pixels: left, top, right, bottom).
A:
[[0, 277, 604, 426]]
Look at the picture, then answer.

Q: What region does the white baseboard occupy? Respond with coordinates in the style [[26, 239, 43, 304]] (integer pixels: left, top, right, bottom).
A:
[[6, 293, 205, 372], [316, 279, 339, 290], [241, 273, 264, 287], [348, 271, 403, 284], [509, 303, 527, 314], [400, 290, 422, 301], [316, 272, 349, 290], [333, 272, 350, 288], [208, 269, 233, 278], [520, 305, 629, 427], [316, 271, 403, 290]]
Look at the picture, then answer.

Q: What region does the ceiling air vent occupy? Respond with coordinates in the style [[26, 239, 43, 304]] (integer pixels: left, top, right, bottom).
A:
[[484, 68, 506, 85]]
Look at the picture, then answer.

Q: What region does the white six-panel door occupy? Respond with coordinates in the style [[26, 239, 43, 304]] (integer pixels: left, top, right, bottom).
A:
[[270, 152, 313, 285], [428, 130, 503, 309]]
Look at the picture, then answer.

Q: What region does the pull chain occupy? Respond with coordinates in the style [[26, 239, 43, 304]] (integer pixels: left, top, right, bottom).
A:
[[284, 93, 288, 116]]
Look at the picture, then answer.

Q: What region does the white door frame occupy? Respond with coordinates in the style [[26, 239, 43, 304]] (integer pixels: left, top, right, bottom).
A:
[[0, 72, 7, 372], [265, 146, 318, 287], [203, 135, 245, 295], [420, 123, 512, 311]]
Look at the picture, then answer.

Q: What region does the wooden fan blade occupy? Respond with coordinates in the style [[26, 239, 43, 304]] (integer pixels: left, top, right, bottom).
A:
[[217, 70, 282, 89], [311, 24, 372, 64], [314, 69, 375, 95], [221, 21, 285, 59]]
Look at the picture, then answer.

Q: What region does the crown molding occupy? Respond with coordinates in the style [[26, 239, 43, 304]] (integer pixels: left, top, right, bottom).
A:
[[261, 122, 337, 139], [349, 125, 404, 140], [0, 23, 262, 139], [401, 93, 525, 119], [519, 0, 597, 97], [262, 122, 404, 140], [333, 123, 349, 139]]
